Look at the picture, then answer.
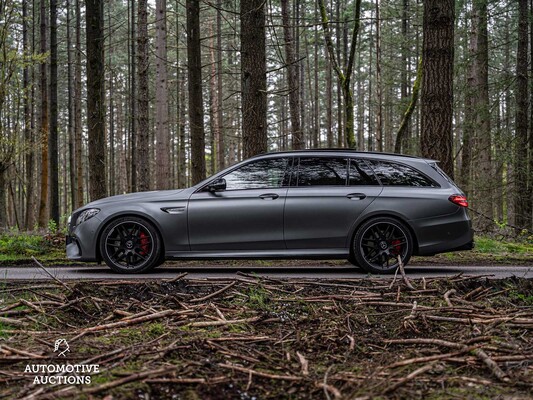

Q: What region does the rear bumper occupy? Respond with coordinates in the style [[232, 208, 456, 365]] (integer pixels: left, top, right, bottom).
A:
[[412, 209, 474, 256]]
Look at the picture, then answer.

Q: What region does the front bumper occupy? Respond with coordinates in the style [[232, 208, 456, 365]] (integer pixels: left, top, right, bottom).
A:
[[66, 215, 102, 262]]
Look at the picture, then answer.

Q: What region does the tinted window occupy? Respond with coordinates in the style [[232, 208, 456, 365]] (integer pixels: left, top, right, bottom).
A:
[[368, 160, 438, 187], [222, 158, 289, 190], [349, 159, 380, 185], [297, 157, 347, 186]]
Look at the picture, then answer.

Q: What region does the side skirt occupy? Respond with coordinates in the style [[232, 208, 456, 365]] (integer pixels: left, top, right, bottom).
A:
[[166, 248, 349, 260]]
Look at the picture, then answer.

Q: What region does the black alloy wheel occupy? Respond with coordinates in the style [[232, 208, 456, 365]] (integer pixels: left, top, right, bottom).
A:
[[100, 217, 162, 273], [351, 217, 412, 274]]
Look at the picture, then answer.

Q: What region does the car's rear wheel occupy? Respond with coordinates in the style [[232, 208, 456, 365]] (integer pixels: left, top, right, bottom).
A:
[[99, 217, 162, 273], [351, 217, 412, 274]]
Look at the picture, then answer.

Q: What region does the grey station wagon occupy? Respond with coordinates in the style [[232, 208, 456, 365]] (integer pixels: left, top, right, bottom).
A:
[[66, 150, 474, 274]]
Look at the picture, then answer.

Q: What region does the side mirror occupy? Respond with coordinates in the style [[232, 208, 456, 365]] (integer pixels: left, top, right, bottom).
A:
[[207, 178, 226, 192]]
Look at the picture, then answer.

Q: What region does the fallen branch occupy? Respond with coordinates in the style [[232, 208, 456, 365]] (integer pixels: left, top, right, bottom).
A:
[[218, 363, 302, 381], [31, 257, 73, 293], [382, 363, 434, 394], [190, 281, 237, 303]]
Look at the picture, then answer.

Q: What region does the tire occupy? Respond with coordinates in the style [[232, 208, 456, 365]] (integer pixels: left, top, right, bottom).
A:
[[351, 217, 412, 274], [99, 216, 162, 274]]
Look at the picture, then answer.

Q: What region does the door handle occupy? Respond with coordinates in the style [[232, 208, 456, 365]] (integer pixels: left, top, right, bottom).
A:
[[346, 193, 366, 200], [259, 193, 279, 200]]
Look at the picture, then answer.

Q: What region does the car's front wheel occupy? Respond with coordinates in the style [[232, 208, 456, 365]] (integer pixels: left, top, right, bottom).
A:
[[99, 216, 162, 273], [351, 217, 412, 274]]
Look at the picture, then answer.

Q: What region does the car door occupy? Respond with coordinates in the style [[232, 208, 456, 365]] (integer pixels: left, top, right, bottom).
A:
[[188, 157, 291, 251], [284, 157, 383, 249]]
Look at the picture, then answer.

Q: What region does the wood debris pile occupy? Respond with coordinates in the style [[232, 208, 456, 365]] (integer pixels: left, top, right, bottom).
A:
[[0, 272, 532, 399]]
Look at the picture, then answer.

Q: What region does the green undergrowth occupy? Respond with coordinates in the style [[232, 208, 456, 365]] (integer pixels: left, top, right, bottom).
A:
[[0, 231, 531, 266]]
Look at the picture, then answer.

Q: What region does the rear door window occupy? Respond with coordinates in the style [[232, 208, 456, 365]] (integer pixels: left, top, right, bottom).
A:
[[367, 160, 439, 187], [348, 159, 380, 185], [297, 157, 347, 186]]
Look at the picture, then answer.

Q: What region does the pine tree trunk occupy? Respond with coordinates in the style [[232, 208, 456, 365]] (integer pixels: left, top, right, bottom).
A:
[[130, 0, 137, 192], [155, 0, 170, 189], [49, 0, 59, 224], [66, 0, 76, 212], [86, 0, 107, 200], [136, 0, 150, 191], [241, 0, 268, 157], [375, 0, 383, 152], [281, 0, 302, 150], [74, 0, 83, 208], [38, 0, 49, 228], [474, 0, 493, 228], [420, 0, 455, 179], [108, 2, 115, 196], [216, 0, 225, 171], [515, 0, 529, 228], [23, 0, 35, 229], [187, 0, 206, 184]]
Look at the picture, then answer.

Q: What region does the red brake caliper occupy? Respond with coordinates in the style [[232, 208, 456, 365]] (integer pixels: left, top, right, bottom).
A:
[[139, 231, 149, 255], [391, 239, 402, 256]]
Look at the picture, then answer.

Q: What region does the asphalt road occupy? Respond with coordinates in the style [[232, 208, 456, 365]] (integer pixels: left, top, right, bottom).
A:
[[1, 264, 533, 280]]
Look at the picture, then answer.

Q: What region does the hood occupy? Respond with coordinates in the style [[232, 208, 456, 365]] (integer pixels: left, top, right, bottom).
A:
[[77, 189, 186, 211]]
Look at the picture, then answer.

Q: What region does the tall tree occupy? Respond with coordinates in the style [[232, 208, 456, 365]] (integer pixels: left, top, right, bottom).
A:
[[86, 0, 107, 200], [420, 0, 455, 178], [216, 0, 225, 171], [136, 0, 150, 191], [66, 0, 75, 211], [155, 0, 170, 189], [187, 0, 206, 183], [241, 0, 268, 157], [515, 0, 529, 228], [374, 0, 383, 152], [474, 0, 493, 226], [74, 0, 83, 208], [318, 0, 362, 149], [49, 0, 59, 224], [23, 0, 34, 228], [281, 0, 302, 150], [38, 0, 49, 227]]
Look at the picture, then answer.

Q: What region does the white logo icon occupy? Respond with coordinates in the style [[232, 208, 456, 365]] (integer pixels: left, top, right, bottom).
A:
[[54, 339, 70, 357]]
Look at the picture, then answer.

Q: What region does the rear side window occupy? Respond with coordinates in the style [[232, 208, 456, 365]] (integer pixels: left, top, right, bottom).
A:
[[349, 159, 380, 185], [367, 160, 438, 187], [297, 157, 347, 186]]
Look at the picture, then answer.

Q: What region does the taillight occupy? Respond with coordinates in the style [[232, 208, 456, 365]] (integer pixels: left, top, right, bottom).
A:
[[449, 195, 468, 207]]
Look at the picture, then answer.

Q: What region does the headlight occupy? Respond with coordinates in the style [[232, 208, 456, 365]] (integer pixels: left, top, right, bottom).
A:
[[67, 215, 72, 225], [75, 208, 100, 226]]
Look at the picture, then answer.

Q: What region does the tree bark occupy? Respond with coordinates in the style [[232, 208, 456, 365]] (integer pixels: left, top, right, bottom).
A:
[[474, 0, 493, 228], [49, 0, 59, 224], [38, 0, 49, 228], [86, 0, 107, 200], [281, 0, 303, 150], [375, 0, 383, 152], [155, 0, 170, 189], [515, 0, 529, 228], [420, 0, 455, 179], [66, 0, 76, 212], [241, 0, 268, 158], [136, 0, 150, 191], [216, 0, 225, 171], [187, 0, 206, 183], [23, 0, 35, 228], [74, 0, 83, 208]]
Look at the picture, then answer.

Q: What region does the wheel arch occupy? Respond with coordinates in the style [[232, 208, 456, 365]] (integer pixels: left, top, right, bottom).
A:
[[95, 212, 165, 262]]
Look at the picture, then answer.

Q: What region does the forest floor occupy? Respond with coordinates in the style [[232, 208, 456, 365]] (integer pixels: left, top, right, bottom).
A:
[[1, 274, 532, 399]]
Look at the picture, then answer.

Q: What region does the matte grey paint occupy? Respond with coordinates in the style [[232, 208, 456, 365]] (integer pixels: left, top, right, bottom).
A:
[[66, 150, 473, 267]]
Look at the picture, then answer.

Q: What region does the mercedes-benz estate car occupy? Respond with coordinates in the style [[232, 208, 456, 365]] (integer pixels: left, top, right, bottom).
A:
[[66, 150, 474, 274]]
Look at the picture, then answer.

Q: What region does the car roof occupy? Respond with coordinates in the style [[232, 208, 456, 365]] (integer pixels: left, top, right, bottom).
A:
[[251, 149, 437, 163]]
